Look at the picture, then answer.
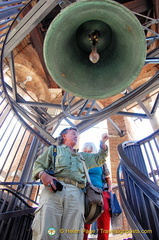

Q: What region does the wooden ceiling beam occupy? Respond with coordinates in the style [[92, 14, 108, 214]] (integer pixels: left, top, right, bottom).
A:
[[152, 0, 159, 32], [123, 0, 153, 13], [30, 26, 58, 88]]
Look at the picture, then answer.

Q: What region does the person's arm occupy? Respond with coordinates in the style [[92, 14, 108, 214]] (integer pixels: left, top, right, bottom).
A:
[[32, 145, 58, 192], [100, 132, 109, 151], [105, 175, 113, 192], [102, 162, 113, 192], [32, 146, 52, 180], [81, 133, 109, 168]]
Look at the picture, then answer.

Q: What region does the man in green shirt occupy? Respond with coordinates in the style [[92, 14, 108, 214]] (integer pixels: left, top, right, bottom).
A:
[[32, 127, 109, 240]]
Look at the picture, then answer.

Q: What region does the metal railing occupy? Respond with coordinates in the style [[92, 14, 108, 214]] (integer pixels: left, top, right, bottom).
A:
[[118, 130, 159, 240], [0, 188, 37, 240], [0, 89, 49, 239]]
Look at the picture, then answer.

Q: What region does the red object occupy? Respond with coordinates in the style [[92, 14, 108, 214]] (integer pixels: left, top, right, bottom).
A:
[[83, 191, 111, 240]]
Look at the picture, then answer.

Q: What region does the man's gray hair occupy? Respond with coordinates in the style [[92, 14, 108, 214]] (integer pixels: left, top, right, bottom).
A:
[[57, 127, 78, 145]]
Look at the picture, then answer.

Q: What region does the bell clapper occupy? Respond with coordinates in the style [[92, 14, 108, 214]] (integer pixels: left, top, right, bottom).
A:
[[89, 46, 100, 64], [89, 30, 100, 64]]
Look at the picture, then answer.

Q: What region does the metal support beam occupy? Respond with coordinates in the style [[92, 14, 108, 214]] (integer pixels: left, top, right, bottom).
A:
[[76, 73, 159, 133], [8, 52, 18, 101], [3, 0, 60, 57], [151, 93, 159, 114]]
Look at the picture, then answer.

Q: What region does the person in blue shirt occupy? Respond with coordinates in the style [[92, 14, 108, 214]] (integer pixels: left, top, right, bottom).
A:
[[82, 142, 112, 240]]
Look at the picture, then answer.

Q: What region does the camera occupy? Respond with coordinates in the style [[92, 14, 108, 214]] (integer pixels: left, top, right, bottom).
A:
[[45, 170, 63, 192], [52, 179, 63, 192]]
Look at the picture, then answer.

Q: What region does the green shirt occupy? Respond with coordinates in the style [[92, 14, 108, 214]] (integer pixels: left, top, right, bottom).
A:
[[32, 144, 108, 185]]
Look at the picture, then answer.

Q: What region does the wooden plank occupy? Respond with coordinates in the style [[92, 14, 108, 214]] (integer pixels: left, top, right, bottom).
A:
[[4, 0, 59, 57], [152, 0, 159, 32], [123, 0, 153, 13]]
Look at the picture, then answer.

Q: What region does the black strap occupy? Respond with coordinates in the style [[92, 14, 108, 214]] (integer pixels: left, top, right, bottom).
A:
[[53, 145, 57, 171], [45, 145, 57, 176]]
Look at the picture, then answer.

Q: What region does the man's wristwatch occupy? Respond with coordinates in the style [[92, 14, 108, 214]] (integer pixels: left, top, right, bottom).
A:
[[38, 170, 45, 178]]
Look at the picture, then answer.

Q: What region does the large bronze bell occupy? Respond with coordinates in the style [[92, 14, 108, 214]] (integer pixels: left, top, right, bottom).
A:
[[43, 0, 146, 99]]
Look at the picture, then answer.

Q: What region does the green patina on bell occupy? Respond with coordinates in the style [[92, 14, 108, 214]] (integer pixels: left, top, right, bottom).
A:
[[44, 0, 146, 99]]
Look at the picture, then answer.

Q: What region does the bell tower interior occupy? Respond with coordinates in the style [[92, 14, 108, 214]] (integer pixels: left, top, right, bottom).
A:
[[0, 0, 159, 239]]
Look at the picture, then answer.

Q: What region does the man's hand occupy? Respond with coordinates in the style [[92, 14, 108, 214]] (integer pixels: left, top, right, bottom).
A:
[[101, 133, 109, 143], [100, 133, 109, 151], [40, 171, 57, 192], [105, 176, 113, 192]]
